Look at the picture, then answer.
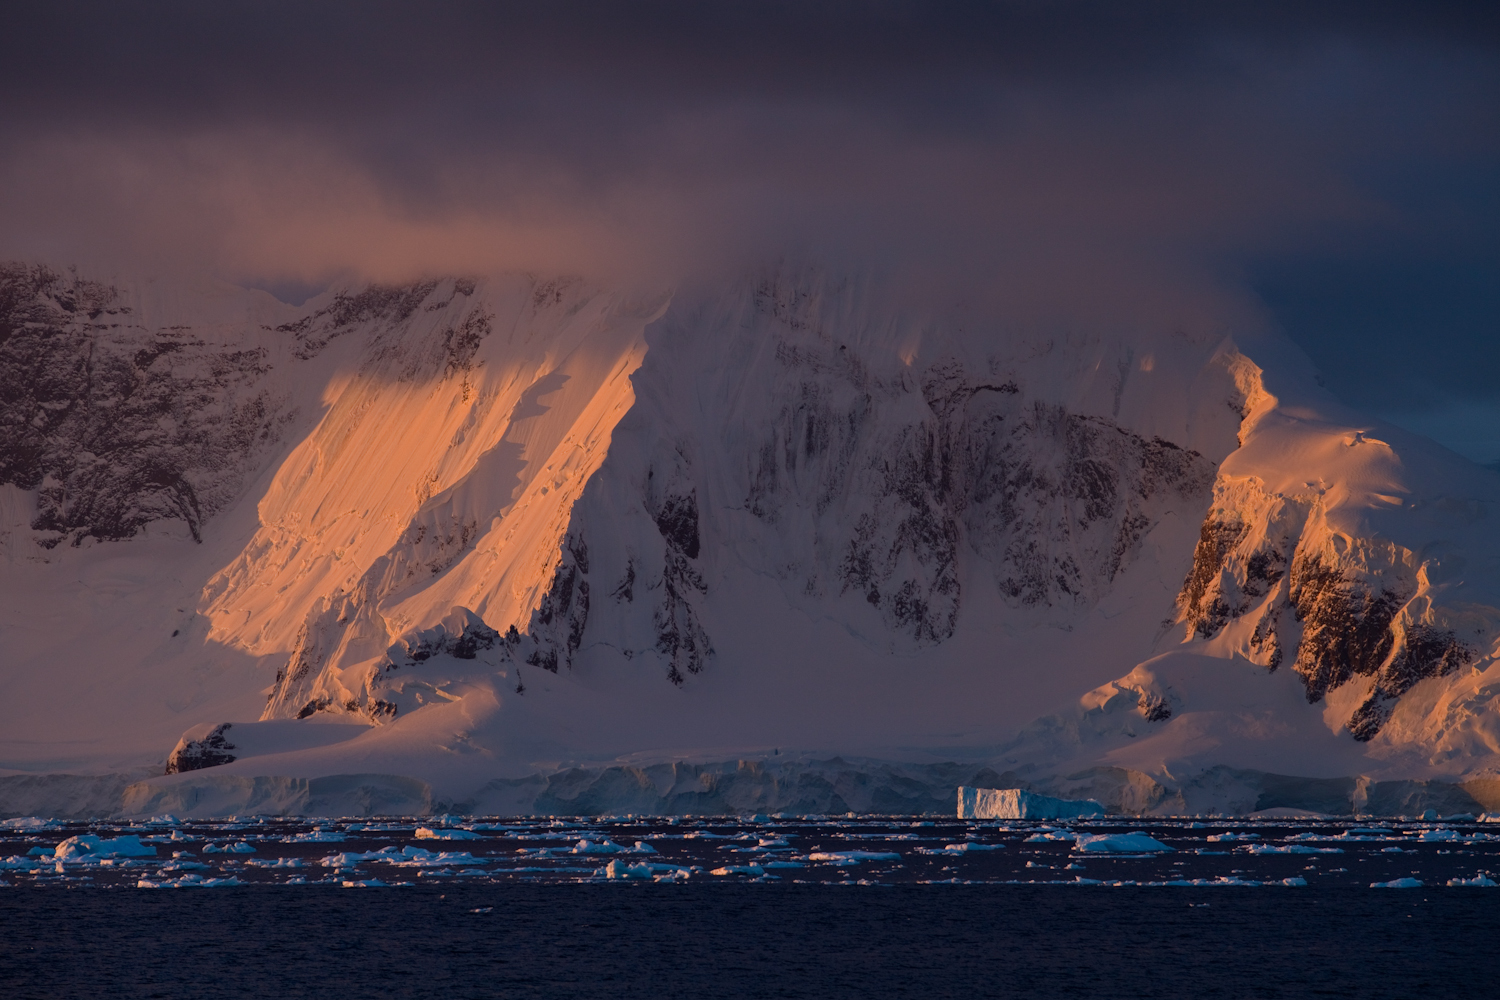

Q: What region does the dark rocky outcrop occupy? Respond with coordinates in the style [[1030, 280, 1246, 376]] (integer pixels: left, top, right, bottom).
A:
[[164, 724, 237, 774], [525, 533, 591, 674], [0, 263, 287, 546]]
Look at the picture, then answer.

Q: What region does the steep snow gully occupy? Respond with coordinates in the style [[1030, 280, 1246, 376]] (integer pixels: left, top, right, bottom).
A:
[[3, 262, 1500, 818]]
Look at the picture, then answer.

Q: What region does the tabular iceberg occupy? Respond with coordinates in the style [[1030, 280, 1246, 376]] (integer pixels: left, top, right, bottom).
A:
[[957, 787, 1106, 820]]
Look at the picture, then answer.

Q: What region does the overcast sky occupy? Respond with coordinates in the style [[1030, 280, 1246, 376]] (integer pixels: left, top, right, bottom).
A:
[[3, 2, 1497, 460]]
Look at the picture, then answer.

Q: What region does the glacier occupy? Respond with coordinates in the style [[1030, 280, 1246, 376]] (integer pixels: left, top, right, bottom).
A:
[[3, 260, 1500, 818]]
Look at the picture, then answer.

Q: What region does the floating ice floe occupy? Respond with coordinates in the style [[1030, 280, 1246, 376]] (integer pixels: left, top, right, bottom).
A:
[[284, 829, 346, 843], [0, 817, 57, 831], [1242, 844, 1343, 855], [321, 846, 492, 868], [1446, 875, 1498, 886], [415, 828, 484, 840], [136, 874, 245, 888], [605, 860, 692, 880], [1205, 832, 1259, 842], [202, 841, 257, 853], [570, 839, 628, 854], [1414, 829, 1463, 842], [1370, 878, 1424, 888], [807, 851, 902, 864], [920, 842, 1007, 855], [1073, 833, 1173, 853], [53, 835, 156, 860]]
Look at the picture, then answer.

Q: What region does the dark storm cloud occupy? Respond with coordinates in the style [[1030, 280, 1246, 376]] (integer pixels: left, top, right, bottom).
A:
[[1, 2, 1498, 445]]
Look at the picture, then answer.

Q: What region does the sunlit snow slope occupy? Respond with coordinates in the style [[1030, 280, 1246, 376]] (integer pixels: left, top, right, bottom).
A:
[[3, 263, 1498, 816]]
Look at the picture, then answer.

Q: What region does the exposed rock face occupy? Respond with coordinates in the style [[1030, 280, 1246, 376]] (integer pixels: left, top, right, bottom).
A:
[[1176, 478, 1479, 741], [0, 263, 288, 546], [165, 723, 237, 774]]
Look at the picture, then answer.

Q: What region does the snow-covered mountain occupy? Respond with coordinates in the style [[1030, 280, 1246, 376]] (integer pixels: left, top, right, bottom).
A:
[[3, 261, 1498, 817]]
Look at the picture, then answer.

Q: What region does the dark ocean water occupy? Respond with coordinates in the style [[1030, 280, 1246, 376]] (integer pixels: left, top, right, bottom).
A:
[[3, 814, 1499, 997], [3, 884, 1498, 999]]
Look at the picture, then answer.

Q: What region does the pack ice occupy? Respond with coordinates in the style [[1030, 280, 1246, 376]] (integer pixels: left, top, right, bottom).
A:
[[3, 261, 1500, 818]]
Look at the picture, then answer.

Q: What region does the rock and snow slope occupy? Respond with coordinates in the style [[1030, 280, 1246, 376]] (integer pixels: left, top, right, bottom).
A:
[[3, 262, 1499, 816]]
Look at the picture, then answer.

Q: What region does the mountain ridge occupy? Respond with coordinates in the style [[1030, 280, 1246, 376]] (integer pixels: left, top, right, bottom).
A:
[[3, 261, 1498, 817]]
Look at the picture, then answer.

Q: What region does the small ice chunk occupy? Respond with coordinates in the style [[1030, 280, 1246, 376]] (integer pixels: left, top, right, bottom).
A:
[[1370, 877, 1423, 888]]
